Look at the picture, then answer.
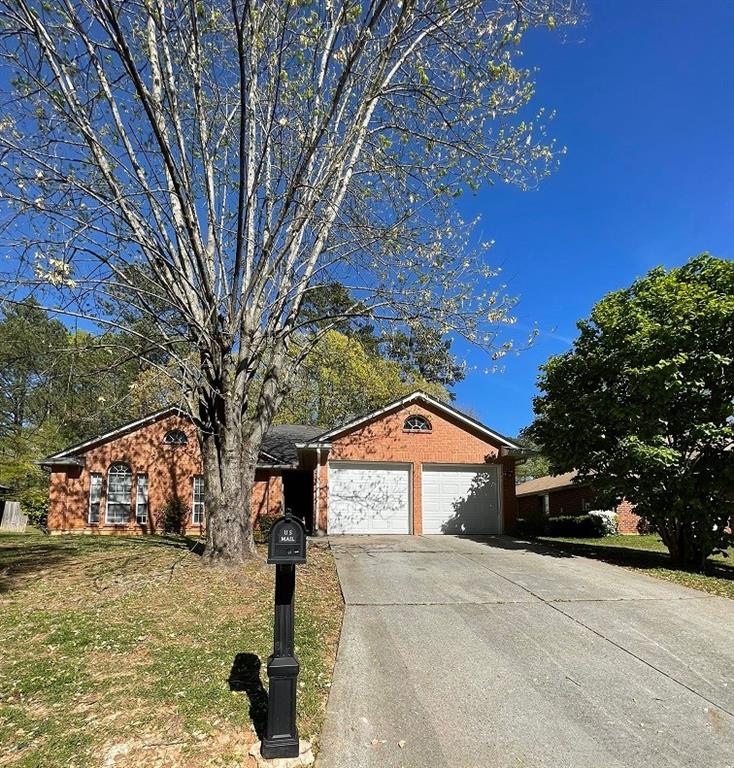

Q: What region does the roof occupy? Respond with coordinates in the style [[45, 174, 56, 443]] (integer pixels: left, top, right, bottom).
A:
[[41, 407, 184, 464], [38, 407, 322, 470], [297, 391, 522, 450], [39, 390, 521, 470], [515, 470, 591, 497], [261, 425, 324, 465]]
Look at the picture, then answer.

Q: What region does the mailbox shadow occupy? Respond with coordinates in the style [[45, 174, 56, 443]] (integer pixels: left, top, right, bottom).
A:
[[228, 653, 268, 740]]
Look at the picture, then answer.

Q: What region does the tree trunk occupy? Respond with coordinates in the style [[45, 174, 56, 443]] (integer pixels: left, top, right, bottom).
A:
[[201, 408, 260, 564], [659, 521, 709, 573]]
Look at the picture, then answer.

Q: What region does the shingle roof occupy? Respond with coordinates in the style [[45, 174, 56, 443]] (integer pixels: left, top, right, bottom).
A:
[[261, 425, 325, 465], [515, 470, 590, 497]]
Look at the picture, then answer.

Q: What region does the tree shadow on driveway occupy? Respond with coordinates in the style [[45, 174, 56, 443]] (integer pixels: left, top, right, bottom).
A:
[[446, 534, 574, 558]]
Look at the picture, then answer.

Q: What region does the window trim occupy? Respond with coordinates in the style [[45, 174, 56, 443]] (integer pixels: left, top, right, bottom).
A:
[[105, 462, 132, 525], [163, 429, 189, 446], [88, 472, 102, 525], [192, 475, 205, 525], [403, 414, 432, 433], [135, 474, 149, 525]]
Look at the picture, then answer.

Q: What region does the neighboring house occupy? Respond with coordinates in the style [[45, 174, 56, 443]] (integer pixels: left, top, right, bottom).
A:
[[41, 391, 526, 537], [515, 471, 641, 534], [0, 484, 9, 519]]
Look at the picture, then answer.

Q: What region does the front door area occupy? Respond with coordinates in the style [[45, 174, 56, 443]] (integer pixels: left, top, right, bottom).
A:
[[282, 470, 314, 533]]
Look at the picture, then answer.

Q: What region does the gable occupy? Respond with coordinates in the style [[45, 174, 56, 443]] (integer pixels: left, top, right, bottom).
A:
[[70, 413, 201, 473], [328, 399, 510, 464], [308, 391, 520, 450], [42, 408, 186, 464]]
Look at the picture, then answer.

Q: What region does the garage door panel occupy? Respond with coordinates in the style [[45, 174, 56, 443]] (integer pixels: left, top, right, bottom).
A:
[[422, 465, 500, 534], [329, 463, 410, 534]]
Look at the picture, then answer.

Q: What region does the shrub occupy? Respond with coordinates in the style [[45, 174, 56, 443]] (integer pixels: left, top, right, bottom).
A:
[[19, 488, 49, 529], [255, 513, 280, 544], [515, 507, 547, 539], [588, 509, 618, 536], [545, 514, 606, 538], [159, 496, 189, 535]]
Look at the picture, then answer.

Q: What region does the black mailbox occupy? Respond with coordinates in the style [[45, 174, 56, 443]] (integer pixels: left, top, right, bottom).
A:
[[268, 512, 306, 565], [262, 509, 307, 760]]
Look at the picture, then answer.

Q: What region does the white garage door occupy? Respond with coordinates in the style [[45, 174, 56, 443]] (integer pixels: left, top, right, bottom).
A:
[[329, 462, 411, 534], [422, 465, 501, 534]]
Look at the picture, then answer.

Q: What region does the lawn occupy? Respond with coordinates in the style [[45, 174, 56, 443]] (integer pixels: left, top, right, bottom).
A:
[[538, 534, 734, 599], [0, 531, 343, 768]]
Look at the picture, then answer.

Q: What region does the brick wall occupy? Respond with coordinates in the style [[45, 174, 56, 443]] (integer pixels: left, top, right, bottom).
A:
[[616, 499, 642, 534], [251, 470, 284, 523], [47, 413, 274, 535], [517, 494, 542, 518], [548, 486, 595, 516], [324, 402, 517, 534]]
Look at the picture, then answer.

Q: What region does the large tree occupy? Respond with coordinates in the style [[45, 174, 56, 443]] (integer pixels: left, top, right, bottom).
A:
[[530, 255, 734, 571], [275, 329, 447, 428], [301, 281, 465, 388], [0, 0, 580, 562]]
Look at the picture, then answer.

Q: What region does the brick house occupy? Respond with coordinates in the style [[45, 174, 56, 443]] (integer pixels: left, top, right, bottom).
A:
[[41, 392, 525, 536], [515, 471, 642, 534]]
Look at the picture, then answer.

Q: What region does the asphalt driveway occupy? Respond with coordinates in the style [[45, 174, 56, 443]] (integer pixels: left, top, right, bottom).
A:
[[317, 535, 734, 768]]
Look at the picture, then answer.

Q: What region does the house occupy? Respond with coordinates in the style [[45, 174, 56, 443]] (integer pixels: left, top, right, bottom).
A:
[[0, 484, 9, 521], [515, 471, 641, 534], [41, 391, 526, 536]]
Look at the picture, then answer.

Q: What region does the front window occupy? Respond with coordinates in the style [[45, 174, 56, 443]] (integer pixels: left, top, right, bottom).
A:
[[88, 473, 102, 524], [192, 476, 205, 525], [542, 494, 550, 515], [106, 463, 132, 524], [136, 475, 149, 525], [403, 415, 431, 432]]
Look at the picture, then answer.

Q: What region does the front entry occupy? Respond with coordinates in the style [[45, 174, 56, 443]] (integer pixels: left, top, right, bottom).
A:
[[282, 470, 314, 533]]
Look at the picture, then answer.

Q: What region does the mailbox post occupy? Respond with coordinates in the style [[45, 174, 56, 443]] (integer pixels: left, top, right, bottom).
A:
[[262, 510, 307, 760]]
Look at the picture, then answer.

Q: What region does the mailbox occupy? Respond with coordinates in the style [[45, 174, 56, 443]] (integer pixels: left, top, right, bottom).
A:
[[262, 509, 307, 760], [268, 512, 307, 565]]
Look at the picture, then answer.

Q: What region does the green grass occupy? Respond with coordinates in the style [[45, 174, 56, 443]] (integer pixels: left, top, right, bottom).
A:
[[0, 531, 343, 767], [538, 534, 734, 599]]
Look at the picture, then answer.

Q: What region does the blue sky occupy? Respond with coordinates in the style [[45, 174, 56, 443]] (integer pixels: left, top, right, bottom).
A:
[[452, 0, 734, 436]]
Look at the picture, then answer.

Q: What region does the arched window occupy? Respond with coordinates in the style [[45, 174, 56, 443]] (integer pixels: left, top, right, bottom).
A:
[[106, 463, 132, 524], [163, 429, 189, 445], [403, 414, 431, 432]]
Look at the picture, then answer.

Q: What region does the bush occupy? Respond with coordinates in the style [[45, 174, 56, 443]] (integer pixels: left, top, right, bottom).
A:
[[19, 488, 49, 529], [159, 496, 189, 535], [515, 507, 547, 539], [255, 513, 280, 544], [545, 514, 606, 538], [588, 509, 618, 536]]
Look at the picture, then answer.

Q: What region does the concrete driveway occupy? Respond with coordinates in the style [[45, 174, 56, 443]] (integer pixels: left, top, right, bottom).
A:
[[317, 535, 734, 768]]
